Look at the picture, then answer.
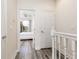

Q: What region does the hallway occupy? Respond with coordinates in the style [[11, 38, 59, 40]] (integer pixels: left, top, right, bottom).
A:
[[15, 40, 52, 59], [1, 0, 77, 59]]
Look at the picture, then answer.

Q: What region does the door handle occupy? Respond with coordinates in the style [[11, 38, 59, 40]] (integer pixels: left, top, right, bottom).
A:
[[2, 35, 6, 40], [41, 30, 44, 33]]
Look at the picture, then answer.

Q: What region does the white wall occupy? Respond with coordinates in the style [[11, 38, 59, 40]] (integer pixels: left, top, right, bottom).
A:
[[17, 0, 55, 11], [17, 0, 55, 50], [55, 0, 77, 34], [6, 0, 17, 59]]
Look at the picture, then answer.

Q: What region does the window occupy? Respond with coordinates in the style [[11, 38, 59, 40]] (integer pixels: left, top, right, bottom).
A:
[[19, 10, 33, 33], [20, 20, 32, 32]]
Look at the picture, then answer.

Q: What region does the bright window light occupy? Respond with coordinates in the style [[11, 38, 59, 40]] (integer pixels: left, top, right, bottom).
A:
[[22, 21, 29, 26]]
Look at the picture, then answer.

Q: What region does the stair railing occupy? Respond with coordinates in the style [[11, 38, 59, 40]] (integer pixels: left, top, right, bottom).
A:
[[52, 32, 77, 59]]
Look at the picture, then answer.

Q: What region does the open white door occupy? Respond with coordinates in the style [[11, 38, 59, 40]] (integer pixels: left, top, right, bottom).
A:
[[1, 0, 17, 59], [1, 0, 7, 59]]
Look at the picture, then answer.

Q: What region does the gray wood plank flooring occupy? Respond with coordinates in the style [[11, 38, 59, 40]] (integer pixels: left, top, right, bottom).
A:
[[15, 40, 52, 59]]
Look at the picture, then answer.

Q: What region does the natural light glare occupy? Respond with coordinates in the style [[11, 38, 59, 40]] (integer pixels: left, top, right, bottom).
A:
[[22, 21, 29, 26]]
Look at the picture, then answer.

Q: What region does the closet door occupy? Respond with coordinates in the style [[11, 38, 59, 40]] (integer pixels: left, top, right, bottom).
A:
[[34, 10, 55, 49]]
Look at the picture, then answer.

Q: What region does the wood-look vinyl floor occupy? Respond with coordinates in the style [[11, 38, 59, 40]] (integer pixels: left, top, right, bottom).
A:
[[15, 40, 52, 59], [35, 48, 52, 59]]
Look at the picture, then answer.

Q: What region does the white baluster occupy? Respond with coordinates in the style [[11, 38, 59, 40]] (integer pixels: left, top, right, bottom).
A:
[[52, 35, 55, 59], [75, 41, 77, 59], [58, 35, 61, 59], [63, 36, 67, 59], [72, 40, 76, 59], [54, 35, 57, 59]]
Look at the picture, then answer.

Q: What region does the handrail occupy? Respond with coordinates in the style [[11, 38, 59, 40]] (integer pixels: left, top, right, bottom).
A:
[[55, 32, 77, 38]]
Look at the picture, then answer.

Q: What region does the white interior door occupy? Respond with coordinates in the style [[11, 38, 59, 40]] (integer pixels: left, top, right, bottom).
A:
[[34, 10, 55, 49], [2, 0, 17, 59], [1, 0, 7, 59], [39, 11, 55, 48]]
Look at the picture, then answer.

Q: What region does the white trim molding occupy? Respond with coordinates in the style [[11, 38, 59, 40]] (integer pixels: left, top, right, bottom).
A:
[[55, 32, 77, 37], [54, 32, 77, 41]]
